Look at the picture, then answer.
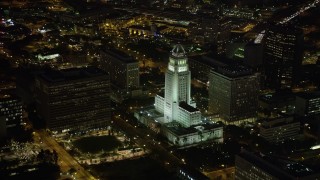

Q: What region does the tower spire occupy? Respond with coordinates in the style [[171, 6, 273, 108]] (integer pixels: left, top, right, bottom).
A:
[[171, 44, 186, 58]]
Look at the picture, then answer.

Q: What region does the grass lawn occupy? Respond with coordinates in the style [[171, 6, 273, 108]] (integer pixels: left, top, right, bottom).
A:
[[89, 156, 179, 180], [72, 135, 122, 154]]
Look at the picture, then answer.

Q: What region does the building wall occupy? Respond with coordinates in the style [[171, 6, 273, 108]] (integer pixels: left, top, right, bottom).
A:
[[35, 69, 111, 133], [100, 50, 139, 91], [260, 117, 300, 143], [295, 95, 320, 117], [209, 71, 259, 123], [235, 155, 276, 180], [178, 106, 201, 128], [127, 63, 140, 90], [162, 126, 223, 147], [0, 95, 22, 130], [164, 70, 176, 123], [0, 116, 7, 139], [209, 71, 231, 115], [234, 150, 320, 180], [244, 43, 263, 69], [155, 95, 164, 114], [263, 24, 303, 89]]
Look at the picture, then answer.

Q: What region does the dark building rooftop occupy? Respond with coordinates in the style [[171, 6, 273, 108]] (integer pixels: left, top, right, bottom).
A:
[[38, 67, 108, 83], [260, 114, 298, 129], [189, 54, 233, 68], [189, 54, 253, 78], [259, 91, 296, 104], [267, 23, 303, 36], [102, 48, 136, 63], [179, 102, 199, 113], [216, 65, 253, 78], [296, 91, 320, 100], [128, 25, 151, 31], [165, 121, 223, 136]]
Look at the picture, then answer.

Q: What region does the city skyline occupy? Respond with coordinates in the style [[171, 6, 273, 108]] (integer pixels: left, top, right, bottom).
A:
[[0, 0, 320, 179]]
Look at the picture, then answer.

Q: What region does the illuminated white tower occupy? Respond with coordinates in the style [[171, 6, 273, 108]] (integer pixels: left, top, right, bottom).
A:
[[163, 44, 193, 123]]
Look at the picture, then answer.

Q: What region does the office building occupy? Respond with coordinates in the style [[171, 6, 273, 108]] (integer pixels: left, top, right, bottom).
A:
[[235, 149, 320, 180], [259, 91, 296, 116], [0, 93, 22, 137], [295, 91, 320, 117], [100, 48, 140, 92], [209, 65, 259, 124], [35, 67, 111, 133], [263, 24, 303, 90], [259, 115, 300, 143]]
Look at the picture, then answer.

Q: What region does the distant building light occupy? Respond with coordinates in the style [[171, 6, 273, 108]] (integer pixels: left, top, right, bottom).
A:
[[254, 30, 265, 44], [37, 54, 60, 60], [310, 145, 320, 150]]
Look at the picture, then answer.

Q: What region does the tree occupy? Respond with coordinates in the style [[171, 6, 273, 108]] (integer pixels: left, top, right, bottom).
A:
[[52, 150, 58, 164], [198, 131, 204, 142]]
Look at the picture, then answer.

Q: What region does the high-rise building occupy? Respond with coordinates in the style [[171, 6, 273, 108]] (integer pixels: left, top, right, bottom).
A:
[[163, 44, 194, 123], [263, 24, 303, 90], [235, 149, 320, 180], [100, 48, 140, 92], [189, 16, 231, 54], [0, 93, 23, 137], [155, 44, 199, 126], [295, 91, 320, 117], [35, 67, 111, 133], [209, 65, 259, 124]]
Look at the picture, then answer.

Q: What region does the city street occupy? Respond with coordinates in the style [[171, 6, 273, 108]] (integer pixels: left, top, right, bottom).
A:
[[113, 115, 184, 172], [36, 130, 96, 180], [204, 167, 235, 180]]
